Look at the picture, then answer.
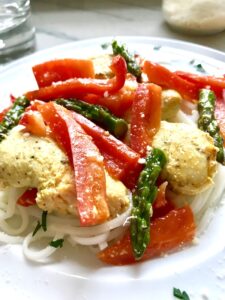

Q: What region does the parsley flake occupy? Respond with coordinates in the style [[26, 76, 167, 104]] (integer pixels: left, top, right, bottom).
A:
[[153, 45, 161, 50], [101, 42, 110, 50], [189, 59, 206, 73], [32, 211, 48, 236], [50, 239, 64, 248], [173, 287, 190, 300]]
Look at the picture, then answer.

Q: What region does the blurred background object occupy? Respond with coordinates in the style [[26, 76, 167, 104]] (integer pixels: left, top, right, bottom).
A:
[[0, 0, 35, 63], [162, 0, 225, 35], [1, 0, 225, 66]]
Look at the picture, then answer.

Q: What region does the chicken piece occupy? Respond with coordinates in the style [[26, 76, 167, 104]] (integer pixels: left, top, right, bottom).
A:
[[0, 126, 129, 218], [152, 121, 218, 195], [161, 89, 182, 120]]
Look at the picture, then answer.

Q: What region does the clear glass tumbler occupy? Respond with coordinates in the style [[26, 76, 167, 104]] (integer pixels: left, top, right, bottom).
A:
[[0, 0, 35, 61]]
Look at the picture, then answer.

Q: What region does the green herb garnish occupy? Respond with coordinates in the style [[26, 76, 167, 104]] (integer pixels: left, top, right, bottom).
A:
[[153, 45, 161, 50], [173, 288, 190, 300], [32, 211, 48, 236], [189, 60, 206, 73], [101, 42, 110, 49], [50, 239, 64, 248]]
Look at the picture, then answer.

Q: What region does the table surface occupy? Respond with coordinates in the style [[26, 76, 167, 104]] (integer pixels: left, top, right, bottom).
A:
[[1, 0, 225, 66], [31, 0, 225, 52]]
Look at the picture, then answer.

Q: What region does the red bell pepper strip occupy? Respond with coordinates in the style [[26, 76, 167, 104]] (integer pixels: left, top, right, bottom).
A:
[[38, 102, 109, 226], [73, 112, 142, 189], [98, 206, 195, 265], [33, 59, 95, 88], [17, 188, 37, 207], [0, 106, 11, 122], [175, 71, 225, 96], [143, 60, 198, 101], [215, 98, 225, 146], [25, 55, 127, 101], [130, 83, 162, 157], [19, 110, 47, 137]]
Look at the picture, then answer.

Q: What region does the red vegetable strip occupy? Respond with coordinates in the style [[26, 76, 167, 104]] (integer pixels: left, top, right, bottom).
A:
[[25, 55, 127, 101], [143, 60, 198, 101], [38, 103, 109, 226], [215, 99, 225, 146], [130, 83, 162, 157], [175, 71, 225, 92], [98, 206, 195, 265], [33, 59, 95, 88], [73, 112, 142, 189], [0, 106, 11, 122], [19, 110, 47, 137], [17, 188, 37, 207]]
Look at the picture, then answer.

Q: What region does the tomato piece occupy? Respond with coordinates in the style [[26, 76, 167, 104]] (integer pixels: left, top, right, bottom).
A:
[[175, 71, 225, 97], [73, 112, 142, 189], [38, 102, 109, 226], [25, 55, 127, 101], [143, 60, 198, 101], [33, 59, 95, 88], [0, 106, 11, 122], [98, 206, 195, 265], [130, 83, 162, 157], [17, 188, 37, 207], [19, 110, 47, 137]]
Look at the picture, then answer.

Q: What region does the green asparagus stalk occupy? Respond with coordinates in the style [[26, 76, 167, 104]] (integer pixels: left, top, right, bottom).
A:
[[0, 96, 30, 142], [111, 40, 142, 80], [56, 98, 128, 138], [198, 89, 224, 164], [130, 148, 167, 260]]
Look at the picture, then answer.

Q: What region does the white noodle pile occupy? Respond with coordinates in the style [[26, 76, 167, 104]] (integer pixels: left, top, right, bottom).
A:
[[0, 188, 131, 262]]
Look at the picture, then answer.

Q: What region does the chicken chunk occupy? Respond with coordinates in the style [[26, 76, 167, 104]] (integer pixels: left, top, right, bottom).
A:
[[0, 127, 129, 218], [161, 89, 182, 120], [152, 121, 218, 195]]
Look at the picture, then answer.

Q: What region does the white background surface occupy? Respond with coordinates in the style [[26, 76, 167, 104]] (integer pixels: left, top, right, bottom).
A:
[[0, 36, 225, 300]]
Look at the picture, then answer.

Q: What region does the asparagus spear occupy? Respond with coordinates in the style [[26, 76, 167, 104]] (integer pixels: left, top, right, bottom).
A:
[[112, 40, 142, 80], [198, 89, 224, 164], [56, 98, 128, 138], [0, 96, 30, 142], [130, 148, 167, 260]]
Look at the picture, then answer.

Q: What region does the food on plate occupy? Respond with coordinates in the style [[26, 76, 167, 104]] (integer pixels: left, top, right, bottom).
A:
[[0, 40, 224, 266], [152, 121, 217, 195]]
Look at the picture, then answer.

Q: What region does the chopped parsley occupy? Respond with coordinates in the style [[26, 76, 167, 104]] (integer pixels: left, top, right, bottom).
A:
[[153, 45, 161, 51], [189, 59, 206, 73], [50, 238, 64, 248], [101, 42, 110, 50], [173, 288, 190, 300], [32, 211, 48, 236]]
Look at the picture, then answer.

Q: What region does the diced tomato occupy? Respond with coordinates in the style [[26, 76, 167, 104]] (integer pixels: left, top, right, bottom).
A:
[[215, 99, 225, 146], [143, 60, 198, 101], [33, 59, 95, 88], [19, 110, 47, 137], [98, 206, 195, 265], [25, 55, 127, 101], [38, 102, 109, 226], [130, 83, 162, 157], [17, 188, 37, 207], [73, 112, 142, 189], [175, 71, 225, 97]]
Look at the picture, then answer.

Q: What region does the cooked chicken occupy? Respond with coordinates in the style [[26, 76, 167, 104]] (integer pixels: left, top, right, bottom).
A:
[[152, 121, 218, 195], [0, 126, 129, 217], [161, 89, 182, 120]]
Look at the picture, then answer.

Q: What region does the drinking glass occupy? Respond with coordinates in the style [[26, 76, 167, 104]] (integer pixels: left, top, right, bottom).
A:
[[0, 0, 35, 62]]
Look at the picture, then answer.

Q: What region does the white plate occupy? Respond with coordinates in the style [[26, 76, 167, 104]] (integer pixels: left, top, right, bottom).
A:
[[0, 37, 225, 300]]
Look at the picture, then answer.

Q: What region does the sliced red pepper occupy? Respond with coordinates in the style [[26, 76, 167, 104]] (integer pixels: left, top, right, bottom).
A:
[[215, 98, 225, 146], [33, 59, 95, 88], [25, 55, 127, 101], [130, 83, 162, 157], [17, 188, 37, 207], [19, 110, 47, 137], [175, 71, 225, 96], [38, 102, 109, 226], [0, 106, 11, 122], [143, 60, 198, 101], [98, 206, 195, 265], [73, 112, 142, 189]]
